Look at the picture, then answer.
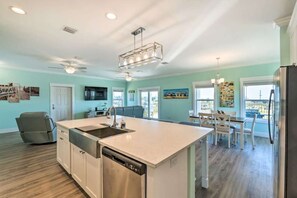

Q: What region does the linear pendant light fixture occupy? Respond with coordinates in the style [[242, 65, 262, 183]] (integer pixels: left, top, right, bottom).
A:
[[211, 57, 225, 85], [118, 27, 163, 69]]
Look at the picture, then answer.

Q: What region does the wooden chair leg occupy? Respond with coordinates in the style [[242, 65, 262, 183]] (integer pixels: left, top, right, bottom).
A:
[[215, 133, 218, 146], [228, 134, 230, 148], [233, 131, 236, 144]]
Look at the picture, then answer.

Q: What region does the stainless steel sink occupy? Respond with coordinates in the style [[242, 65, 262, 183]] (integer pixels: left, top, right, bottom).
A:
[[87, 126, 133, 139], [69, 125, 134, 158]]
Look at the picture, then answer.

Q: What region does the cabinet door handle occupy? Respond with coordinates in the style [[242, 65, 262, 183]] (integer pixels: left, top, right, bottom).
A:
[[60, 137, 63, 140]]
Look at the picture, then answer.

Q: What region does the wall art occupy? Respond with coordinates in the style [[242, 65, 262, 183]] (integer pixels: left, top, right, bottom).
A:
[[163, 88, 189, 99], [0, 83, 40, 103], [128, 90, 135, 102], [30, 87, 40, 96], [220, 81, 234, 107]]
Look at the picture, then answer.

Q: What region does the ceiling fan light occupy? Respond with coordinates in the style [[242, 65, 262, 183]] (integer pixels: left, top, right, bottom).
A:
[[125, 75, 132, 81], [65, 66, 76, 74]]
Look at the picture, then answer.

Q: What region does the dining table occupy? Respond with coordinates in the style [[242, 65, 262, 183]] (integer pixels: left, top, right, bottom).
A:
[[189, 115, 246, 150]]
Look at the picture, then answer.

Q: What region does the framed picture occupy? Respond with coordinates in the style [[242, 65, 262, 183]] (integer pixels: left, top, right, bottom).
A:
[[163, 88, 189, 99], [30, 87, 40, 96], [19, 86, 30, 100], [220, 81, 234, 107], [8, 85, 20, 103], [0, 84, 9, 101], [128, 90, 135, 102]]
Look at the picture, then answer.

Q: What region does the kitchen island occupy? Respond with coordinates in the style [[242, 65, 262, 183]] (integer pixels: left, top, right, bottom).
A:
[[56, 116, 213, 198]]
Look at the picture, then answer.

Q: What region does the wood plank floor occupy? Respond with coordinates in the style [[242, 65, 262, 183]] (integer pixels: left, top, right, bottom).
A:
[[195, 136, 273, 198], [0, 132, 272, 198]]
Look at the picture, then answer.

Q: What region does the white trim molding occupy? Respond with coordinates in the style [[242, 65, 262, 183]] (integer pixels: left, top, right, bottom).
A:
[[0, 128, 18, 134], [288, 2, 297, 35], [192, 81, 216, 115], [274, 16, 291, 28], [137, 86, 161, 119], [50, 83, 75, 120], [112, 87, 125, 107], [240, 75, 273, 117]]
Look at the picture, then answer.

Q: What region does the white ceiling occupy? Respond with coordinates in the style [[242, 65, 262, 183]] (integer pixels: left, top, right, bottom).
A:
[[0, 0, 295, 80]]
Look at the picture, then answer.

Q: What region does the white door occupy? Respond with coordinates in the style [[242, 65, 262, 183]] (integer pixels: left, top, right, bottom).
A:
[[139, 88, 159, 119], [50, 85, 73, 122]]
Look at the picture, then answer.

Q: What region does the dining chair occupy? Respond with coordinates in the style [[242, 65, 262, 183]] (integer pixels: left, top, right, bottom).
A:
[[198, 113, 214, 128], [236, 114, 256, 149], [199, 113, 215, 144], [224, 111, 236, 117], [214, 114, 234, 148]]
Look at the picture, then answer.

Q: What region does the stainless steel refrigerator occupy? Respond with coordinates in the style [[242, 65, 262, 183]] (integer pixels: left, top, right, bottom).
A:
[[269, 65, 297, 198]]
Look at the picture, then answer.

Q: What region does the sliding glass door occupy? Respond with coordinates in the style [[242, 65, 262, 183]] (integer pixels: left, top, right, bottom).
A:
[[139, 88, 159, 119]]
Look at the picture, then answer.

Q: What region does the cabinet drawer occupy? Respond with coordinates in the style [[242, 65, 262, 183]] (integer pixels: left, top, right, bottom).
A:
[[58, 127, 69, 139]]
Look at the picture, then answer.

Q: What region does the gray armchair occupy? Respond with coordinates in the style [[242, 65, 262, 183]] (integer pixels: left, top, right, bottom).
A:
[[16, 112, 57, 144]]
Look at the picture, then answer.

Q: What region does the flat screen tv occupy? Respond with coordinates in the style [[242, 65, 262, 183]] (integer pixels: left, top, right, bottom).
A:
[[84, 86, 107, 100]]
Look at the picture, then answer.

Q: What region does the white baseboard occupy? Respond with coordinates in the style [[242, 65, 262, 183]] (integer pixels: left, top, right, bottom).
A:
[[0, 128, 18, 134], [254, 131, 268, 138]]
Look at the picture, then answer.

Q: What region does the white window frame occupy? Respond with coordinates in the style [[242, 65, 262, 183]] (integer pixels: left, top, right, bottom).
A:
[[137, 86, 160, 119], [112, 87, 125, 107], [240, 76, 273, 120], [192, 81, 217, 115]]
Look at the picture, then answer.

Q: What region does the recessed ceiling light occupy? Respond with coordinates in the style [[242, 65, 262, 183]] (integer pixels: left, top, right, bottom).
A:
[[105, 12, 117, 20], [10, 6, 26, 15]]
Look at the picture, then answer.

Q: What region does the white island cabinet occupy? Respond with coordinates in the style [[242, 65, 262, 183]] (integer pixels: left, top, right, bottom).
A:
[[71, 144, 101, 198], [56, 116, 213, 198], [56, 126, 71, 174]]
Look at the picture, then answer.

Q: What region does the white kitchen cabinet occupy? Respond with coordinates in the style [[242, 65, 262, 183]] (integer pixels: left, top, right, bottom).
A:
[[57, 127, 71, 174], [71, 144, 86, 186], [71, 144, 101, 198]]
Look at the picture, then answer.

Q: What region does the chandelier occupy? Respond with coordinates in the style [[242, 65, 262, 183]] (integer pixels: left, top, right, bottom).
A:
[[211, 57, 224, 85], [118, 27, 163, 69]]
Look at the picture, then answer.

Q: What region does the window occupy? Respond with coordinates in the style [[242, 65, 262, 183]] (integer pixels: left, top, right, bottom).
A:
[[193, 81, 215, 114], [243, 84, 273, 119], [195, 87, 215, 113], [241, 76, 273, 120], [139, 87, 159, 119], [112, 88, 124, 107]]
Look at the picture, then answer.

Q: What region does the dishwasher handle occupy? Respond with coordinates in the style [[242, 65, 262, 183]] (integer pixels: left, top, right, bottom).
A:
[[102, 147, 146, 175]]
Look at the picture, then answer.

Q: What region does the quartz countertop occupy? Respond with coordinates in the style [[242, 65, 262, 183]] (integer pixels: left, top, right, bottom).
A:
[[57, 116, 213, 167]]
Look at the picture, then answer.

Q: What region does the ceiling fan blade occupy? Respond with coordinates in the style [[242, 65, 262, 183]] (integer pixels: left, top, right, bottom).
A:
[[48, 67, 64, 69], [76, 67, 87, 69]]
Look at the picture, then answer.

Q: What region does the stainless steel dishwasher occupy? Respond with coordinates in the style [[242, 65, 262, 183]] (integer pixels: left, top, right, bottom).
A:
[[102, 147, 146, 198]]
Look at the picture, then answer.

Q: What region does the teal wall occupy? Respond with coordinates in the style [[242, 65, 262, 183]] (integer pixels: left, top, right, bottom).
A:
[[280, 25, 290, 65], [127, 62, 279, 136], [0, 67, 126, 130]]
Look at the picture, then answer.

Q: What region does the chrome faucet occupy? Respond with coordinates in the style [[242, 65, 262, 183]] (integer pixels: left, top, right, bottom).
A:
[[107, 106, 117, 128]]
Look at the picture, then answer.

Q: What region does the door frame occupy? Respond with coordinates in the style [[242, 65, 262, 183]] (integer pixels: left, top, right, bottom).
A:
[[137, 86, 160, 119], [50, 83, 75, 120]]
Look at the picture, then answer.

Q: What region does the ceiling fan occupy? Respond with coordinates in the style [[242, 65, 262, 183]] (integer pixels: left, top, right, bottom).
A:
[[49, 60, 87, 74]]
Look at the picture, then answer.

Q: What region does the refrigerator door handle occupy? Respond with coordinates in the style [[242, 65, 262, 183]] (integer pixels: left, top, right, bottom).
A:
[[268, 89, 274, 144]]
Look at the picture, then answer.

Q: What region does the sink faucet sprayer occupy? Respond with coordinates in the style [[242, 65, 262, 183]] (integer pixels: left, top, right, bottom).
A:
[[107, 106, 117, 127]]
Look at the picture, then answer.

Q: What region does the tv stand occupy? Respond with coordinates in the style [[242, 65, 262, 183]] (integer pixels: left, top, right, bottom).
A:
[[85, 110, 106, 118]]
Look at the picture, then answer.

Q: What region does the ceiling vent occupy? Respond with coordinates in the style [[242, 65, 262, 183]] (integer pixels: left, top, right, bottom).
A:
[[63, 26, 77, 34]]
